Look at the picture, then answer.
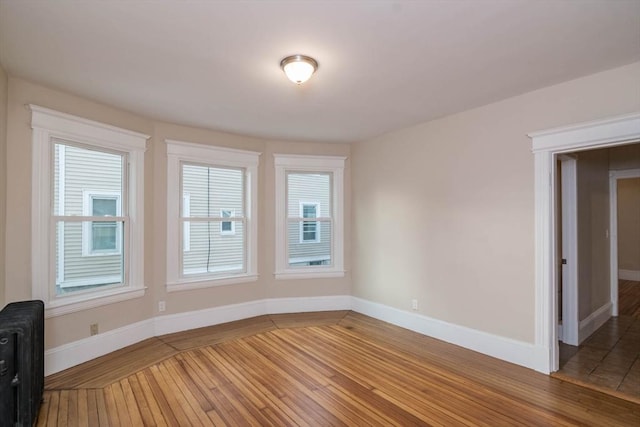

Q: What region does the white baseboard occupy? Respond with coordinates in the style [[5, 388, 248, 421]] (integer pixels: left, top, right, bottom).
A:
[[351, 297, 543, 372], [578, 301, 613, 344], [45, 295, 351, 375], [44, 318, 154, 376], [45, 294, 545, 376], [578, 301, 612, 344], [154, 299, 266, 336], [619, 269, 640, 281], [266, 295, 351, 314]]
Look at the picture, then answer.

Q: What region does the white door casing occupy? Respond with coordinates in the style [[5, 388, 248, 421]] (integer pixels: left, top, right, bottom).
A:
[[529, 112, 640, 373], [609, 168, 640, 317]]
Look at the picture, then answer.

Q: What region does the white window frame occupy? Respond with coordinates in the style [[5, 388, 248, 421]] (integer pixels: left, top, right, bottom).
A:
[[299, 201, 320, 243], [274, 154, 346, 279], [30, 105, 148, 318], [81, 190, 123, 256], [220, 209, 236, 236], [166, 139, 260, 291]]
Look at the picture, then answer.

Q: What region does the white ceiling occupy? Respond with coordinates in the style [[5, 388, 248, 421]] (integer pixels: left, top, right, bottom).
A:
[[1, 1, 639, 143]]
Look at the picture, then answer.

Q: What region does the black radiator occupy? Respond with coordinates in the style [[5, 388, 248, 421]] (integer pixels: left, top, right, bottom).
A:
[[0, 300, 44, 427]]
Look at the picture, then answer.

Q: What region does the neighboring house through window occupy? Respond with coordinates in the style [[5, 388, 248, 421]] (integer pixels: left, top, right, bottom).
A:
[[82, 190, 122, 256], [220, 209, 236, 235], [30, 105, 148, 317], [299, 201, 320, 243], [166, 140, 259, 291], [183, 193, 191, 251], [274, 154, 346, 279]]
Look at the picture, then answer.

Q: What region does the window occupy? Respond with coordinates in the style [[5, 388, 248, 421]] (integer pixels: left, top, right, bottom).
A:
[[274, 154, 346, 279], [82, 190, 122, 256], [183, 193, 191, 251], [220, 209, 236, 235], [30, 105, 148, 317], [166, 140, 259, 291], [299, 202, 320, 243]]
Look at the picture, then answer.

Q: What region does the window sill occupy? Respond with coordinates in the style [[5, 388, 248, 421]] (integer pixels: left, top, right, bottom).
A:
[[167, 274, 258, 292], [45, 286, 147, 318], [274, 270, 345, 280]]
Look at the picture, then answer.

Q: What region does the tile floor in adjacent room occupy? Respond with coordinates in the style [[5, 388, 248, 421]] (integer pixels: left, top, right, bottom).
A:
[[556, 280, 640, 399], [559, 316, 639, 395]]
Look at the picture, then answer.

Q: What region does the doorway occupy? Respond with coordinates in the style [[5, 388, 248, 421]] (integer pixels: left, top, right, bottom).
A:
[[529, 112, 640, 376]]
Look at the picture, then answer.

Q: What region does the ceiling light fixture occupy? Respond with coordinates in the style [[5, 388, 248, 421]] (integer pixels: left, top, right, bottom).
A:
[[280, 55, 318, 85]]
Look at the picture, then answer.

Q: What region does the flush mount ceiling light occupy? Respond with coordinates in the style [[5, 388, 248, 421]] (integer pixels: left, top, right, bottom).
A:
[[280, 55, 318, 85]]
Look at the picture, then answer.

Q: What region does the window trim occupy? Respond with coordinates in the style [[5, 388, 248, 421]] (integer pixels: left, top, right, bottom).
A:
[[299, 201, 320, 243], [166, 139, 260, 291], [274, 154, 346, 279], [81, 190, 123, 257], [30, 105, 148, 318]]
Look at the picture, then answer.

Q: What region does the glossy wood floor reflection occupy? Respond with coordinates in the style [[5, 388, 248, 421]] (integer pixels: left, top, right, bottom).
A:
[[41, 312, 640, 426]]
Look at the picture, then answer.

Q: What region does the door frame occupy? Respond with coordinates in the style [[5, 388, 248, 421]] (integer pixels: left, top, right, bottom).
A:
[[528, 112, 640, 374], [559, 155, 579, 346], [609, 168, 640, 317]]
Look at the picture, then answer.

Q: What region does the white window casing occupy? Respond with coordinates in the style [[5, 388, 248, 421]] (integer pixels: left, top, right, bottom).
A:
[[30, 105, 148, 318], [166, 139, 260, 291], [274, 154, 346, 279]]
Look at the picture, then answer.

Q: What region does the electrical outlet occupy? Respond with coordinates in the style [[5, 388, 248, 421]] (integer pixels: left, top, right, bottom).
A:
[[159, 301, 166, 312], [90, 323, 99, 336], [411, 299, 418, 311]]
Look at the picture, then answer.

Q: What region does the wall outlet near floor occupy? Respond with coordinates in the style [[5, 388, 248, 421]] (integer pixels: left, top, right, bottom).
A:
[[90, 323, 99, 336], [159, 301, 166, 312], [411, 299, 418, 311]]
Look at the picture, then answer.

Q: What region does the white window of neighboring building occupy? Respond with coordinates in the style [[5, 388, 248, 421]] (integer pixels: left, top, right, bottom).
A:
[[299, 201, 320, 243], [183, 193, 191, 252], [166, 140, 260, 291], [274, 154, 346, 279], [30, 105, 148, 318], [82, 190, 122, 256], [220, 209, 236, 235]]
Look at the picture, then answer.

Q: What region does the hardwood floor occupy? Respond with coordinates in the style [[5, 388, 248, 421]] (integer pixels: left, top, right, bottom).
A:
[[620, 280, 640, 318], [41, 311, 640, 426]]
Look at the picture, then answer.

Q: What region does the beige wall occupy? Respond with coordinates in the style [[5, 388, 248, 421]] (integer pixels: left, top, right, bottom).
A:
[[610, 144, 640, 171], [618, 178, 640, 272], [3, 61, 638, 351], [351, 62, 640, 343], [576, 149, 610, 321], [4, 77, 350, 349], [0, 64, 7, 307]]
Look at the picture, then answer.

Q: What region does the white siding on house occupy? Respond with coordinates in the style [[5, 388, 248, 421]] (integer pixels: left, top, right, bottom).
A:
[[286, 173, 332, 265], [181, 163, 244, 275], [53, 141, 124, 293]]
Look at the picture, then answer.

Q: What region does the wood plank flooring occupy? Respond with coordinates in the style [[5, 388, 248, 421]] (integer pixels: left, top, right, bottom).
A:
[[41, 311, 640, 426], [620, 280, 640, 319]]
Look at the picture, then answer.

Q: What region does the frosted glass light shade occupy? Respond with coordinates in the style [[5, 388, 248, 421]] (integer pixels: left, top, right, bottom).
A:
[[280, 55, 318, 84]]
